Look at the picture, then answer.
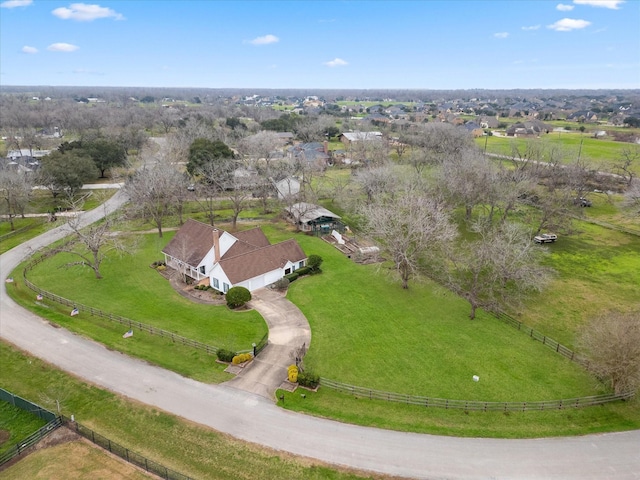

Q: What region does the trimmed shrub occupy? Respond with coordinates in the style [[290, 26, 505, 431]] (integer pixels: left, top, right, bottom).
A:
[[226, 286, 251, 309], [296, 266, 311, 276], [297, 370, 320, 389], [288, 365, 299, 383], [307, 254, 323, 272], [284, 272, 299, 282], [272, 277, 290, 291], [232, 353, 253, 364], [216, 348, 236, 362]]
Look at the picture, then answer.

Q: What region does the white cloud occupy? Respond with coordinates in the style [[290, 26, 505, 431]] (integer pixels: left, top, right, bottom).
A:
[[493, 32, 509, 39], [52, 3, 124, 21], [573, 0, 624, 8], [47, 42, 79, 52], [248, 34, 279, 45], [556, 3, 575, 10], [324, 58, 348, 67], [547, 18, 591, 31], [21, 45, 38, 54], [0, 0, 32, 8], [522, 25, 541, 30]]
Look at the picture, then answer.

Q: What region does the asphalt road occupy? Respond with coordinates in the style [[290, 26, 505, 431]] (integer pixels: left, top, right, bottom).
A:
[[1, 192, 639, 480]]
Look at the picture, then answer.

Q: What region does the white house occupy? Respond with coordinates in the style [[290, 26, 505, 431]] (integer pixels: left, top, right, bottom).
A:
[[162, 219, 307, 293]]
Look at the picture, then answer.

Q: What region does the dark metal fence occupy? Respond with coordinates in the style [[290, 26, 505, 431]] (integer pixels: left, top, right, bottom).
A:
[[0, 417, 64, 466], [319, 378, 634, 411], [0, 387, 57, 423], [66, 417, 194, 480], [0, 387, 63, 466], [0, 387, 194, 478]]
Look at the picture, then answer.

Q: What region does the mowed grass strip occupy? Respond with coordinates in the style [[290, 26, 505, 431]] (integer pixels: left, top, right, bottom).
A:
[[476, 134, 640, 173], [0, 342, 381, 480], [22, 231, 267, 354]]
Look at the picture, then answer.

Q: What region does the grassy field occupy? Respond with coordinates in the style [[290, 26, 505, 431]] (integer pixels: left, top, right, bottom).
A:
[[0, 343, 381, 480], [476, 133, 640, 173], [0, 401, 47, 456], [8, 214, 640, 437], [0, 440, 155, 480]]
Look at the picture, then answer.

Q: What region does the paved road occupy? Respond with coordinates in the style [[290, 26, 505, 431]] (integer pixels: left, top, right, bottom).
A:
[[1, 195, 640, 479]]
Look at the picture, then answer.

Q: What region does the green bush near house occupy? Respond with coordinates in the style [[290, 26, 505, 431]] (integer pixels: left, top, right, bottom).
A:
[[226, 286, 251, 309]]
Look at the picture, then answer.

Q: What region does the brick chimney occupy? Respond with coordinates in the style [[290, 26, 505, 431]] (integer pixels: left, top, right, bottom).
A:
[[213, 229, 220, 263]]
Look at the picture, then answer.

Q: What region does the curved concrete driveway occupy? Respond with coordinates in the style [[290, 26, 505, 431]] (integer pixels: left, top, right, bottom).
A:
[[1, 198, 640, 479], [225, 288, 311, 399]]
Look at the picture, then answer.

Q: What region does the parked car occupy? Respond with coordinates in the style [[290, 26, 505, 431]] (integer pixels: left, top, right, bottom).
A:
[[534, 233, 558, 244]]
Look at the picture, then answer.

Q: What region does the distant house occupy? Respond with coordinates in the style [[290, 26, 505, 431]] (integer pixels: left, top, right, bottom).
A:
[[567, 111, 599, 123], [506, 120, 551, 137], [287, 142, 330, 168], [162, 219, 307, 292], [339, 131, 383, 147], [460, 121, 484, 138], [273, 176, 301, 200], [285, 202, 344, 235]]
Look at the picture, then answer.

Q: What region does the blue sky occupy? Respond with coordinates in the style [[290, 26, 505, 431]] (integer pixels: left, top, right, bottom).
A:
[[1, 0, 638, 89]]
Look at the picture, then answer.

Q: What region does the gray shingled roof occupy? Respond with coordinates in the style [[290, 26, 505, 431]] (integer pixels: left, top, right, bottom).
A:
[[286, 202, 341, 224]]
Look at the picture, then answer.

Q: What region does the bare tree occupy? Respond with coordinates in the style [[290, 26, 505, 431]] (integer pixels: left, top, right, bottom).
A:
[[623, 179, 640, 214], [54, 210, 128, 279], [225, 174, 253, 231], [578, 311, 640, 394], [437, 148, 496, 221], [352, 163, 398, 204], [0, 167, 34, 230], [404, 122, 473, 164], [125, 158, 184, 237], [612, 146, 639, 187], [360, 180, 457, 289], [444, 221, 552, 319], [294, 115, 335, 143]]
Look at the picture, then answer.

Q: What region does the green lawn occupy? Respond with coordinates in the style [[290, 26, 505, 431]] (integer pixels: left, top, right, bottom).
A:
[[0, 217, 50, 254], [11, 230, 267, 382], [7, 217, 640, 438], [517, 219, 640, 346], [0, 400, 47, 455], [0, 343, 376, 480], [476, 134, 640, 173]]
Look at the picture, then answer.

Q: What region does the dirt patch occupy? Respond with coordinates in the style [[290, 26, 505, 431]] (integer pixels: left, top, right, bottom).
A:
[[0, 426, 80, 473], [0, 428, 9, 446]]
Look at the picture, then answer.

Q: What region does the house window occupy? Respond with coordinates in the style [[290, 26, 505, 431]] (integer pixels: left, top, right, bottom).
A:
[[199, 265, 206, 275], [299, 261, 305, 268], [223, 283, 230, 293], [212, 278, 219, 289], [284, 268, 291, 275]]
